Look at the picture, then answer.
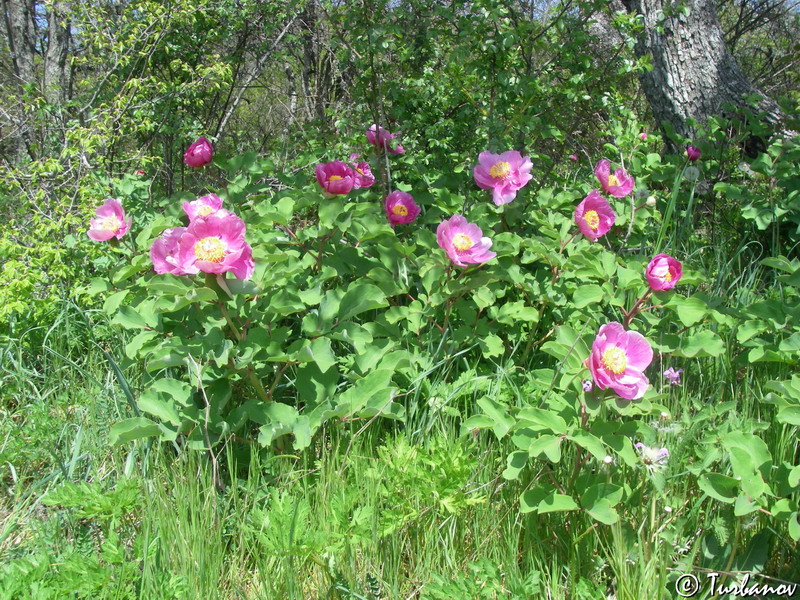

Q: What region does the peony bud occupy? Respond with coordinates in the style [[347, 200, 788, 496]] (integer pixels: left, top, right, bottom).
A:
[[183, 136, 213, 167]]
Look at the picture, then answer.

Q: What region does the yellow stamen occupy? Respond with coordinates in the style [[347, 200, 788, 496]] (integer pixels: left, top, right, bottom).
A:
[[328, 175, 343, 181], [607, 174, 620, 187], [194, 236, 226, 263], [584, 210, 600, 230], [602, 347, 628, 375], [452, 233, 473, 252], [98, 215, 121, 233], [489, 161, 511, 179], [392, 204, 408, 216], [664, 271, 672, 282], [356, 168, 364, 175], [197, 205, 214, 217]]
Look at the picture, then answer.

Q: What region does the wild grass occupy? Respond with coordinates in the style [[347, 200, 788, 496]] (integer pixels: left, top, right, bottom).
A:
[[1, 218, 799, 599]]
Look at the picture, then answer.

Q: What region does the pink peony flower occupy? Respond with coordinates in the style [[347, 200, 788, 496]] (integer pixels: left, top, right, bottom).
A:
[[366, 124, 405, 154], [87, 198, 131, 241], [349, 154, 376, 189], [384, 191, 420, 226], [182, 193, 228, 221], [473, 150, 533, 206], [640, 133, 648, 141], [686, 145, 701, 162], [315, 161, 355, 196], [594, 159, 634, 198], [183, 136, 213, 167], [176, 214, 254, 279], [150, 227, 189, 275], [574, 190, 615, 241], [645, 254, 683, 291], [569, 154, 579, 161], [135, 169, 146, 176], [436, 215, 496, 267], [585, 322, 653, 400]]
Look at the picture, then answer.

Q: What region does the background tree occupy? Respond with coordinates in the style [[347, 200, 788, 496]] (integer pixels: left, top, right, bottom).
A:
[[614, 0, 787, 141]]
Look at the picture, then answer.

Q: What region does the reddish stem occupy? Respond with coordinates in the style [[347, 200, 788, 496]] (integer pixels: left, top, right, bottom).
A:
[[622, 290, 653, 328]]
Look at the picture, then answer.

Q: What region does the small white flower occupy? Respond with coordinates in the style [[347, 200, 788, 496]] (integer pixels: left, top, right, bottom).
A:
[[664, 506, 673, 513], [603, 455, 614, 464]]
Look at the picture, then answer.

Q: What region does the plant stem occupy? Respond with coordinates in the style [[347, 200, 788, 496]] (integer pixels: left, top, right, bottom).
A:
[[623, 290, 653, 328], [247, 366, 271, 404]]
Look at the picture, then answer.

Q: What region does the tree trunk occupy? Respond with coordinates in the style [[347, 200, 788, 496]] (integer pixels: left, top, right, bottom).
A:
[[300, 0, 316, 122], [2, 0, 35, 88], [2, 0, 36, 158], [43, 0, 71, 106], [619, 0, 783, 140]]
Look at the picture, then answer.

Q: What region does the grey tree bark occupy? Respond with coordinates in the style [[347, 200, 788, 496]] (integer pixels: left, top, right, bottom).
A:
[[43, 0, 71, 106], [2, 0, 36, 157], [2, 0, 35, 88], [618, 0, 784, 140], [2, 0, 73, 159]]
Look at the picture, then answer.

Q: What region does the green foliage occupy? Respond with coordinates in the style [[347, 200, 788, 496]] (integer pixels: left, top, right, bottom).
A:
[[3, 1, 800, 596], [422, 559, 543, 600]]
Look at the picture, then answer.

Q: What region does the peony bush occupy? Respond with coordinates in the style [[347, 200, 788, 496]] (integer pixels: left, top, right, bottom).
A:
[[80, 130, 800, 539]]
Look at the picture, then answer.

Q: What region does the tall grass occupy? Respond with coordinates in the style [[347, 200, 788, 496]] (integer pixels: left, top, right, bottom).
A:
[[2, 221, 799, 598]]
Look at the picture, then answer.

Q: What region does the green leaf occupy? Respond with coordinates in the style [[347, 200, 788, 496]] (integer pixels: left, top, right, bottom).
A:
[[519, 487, 548, 514], [601, 434, 638, 467], [502, 450, 528, 480], [103, 290, 129, 314], [125, 330, 158, 359], [674, 295, 708, 327], [580, 483, 623, 508], [109, 417, 161, 445], [319, 198, 344, 229], [477, 397, 515, 439], [737, 320, 768, 344], [538, 493, 579, 514], [492, 301, 539, 324], [336, 369, 395, 415], [296, 362, 338, 406], [698, 473, 738, 503], [84, 278, 111, 297], [461, 415, 494, 434], [527, 434, 562, 463], [478, 334, 504, 358], [734, 494, 759, 517], [584, 499, 618, 525], [111, 305, 152, 330], [761, 255, 797, 273], [779, 332, 800, 352], [675, 330, 725, 358], [789, 513, 800, 541], [573, 284, 604, 308], [151, 379, 193, 406], [777, 406, 800, 425], [137, 389, 182, 426], [297, 336, 337, 373], [517, 408, 568, 434], [569, 431, 607, 460], [789, 465, 800, 489], [338, 283, 388, 321]]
